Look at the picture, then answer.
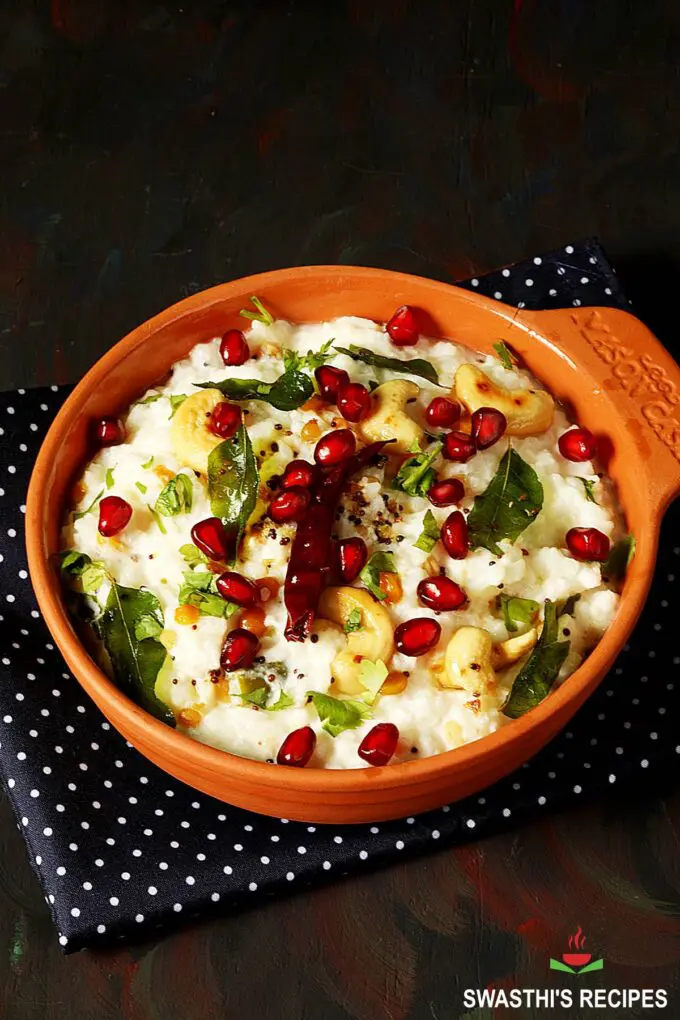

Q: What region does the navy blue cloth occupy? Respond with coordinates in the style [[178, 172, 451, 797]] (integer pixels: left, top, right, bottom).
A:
[[4, 239, 672, 954]]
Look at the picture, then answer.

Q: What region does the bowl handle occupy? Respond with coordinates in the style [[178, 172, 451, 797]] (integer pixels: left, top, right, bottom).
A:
[[519, 305, 680, 513]]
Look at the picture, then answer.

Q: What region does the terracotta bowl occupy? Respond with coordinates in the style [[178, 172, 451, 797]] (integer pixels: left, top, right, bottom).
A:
[[26, 267, 680, 823]]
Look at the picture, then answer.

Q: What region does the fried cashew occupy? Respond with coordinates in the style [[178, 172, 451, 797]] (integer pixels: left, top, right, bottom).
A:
[[317, 586, 394, 695], [357, 380, 423, 453], [454, 364, 554, 436]]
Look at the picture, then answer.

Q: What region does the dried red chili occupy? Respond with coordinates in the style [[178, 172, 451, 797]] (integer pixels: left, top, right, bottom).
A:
[[284, 440, 389, 640]]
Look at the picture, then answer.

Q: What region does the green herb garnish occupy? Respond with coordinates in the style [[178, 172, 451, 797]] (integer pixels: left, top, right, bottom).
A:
[[155, 473, 193, 518], [180, 544, 209, 568], [467, 448, 544, 556], [503, 600, 570, 719], [240, 295, 275, 326], [556, 593, 581, 618], [177, 571, 238, 618], [392, 441, 442, 499], [168, 394, 188, 417], [135, 392, 163, 406], [578, 477, 598, 503], [105, 468, 115, 490], [238, 687, 294, 711], [147, 504, 167, 534], [142, 455, 154, 469], [135, 481, 148, 495], [492, 341, 517, 370], [344, 608, 363, 634], [414, 509, 440, 553], [72, 488, 104, 522], [334, 345, 440, 385], [287, 338, 335, 374], [306, 691, 371, 737], [357, 659, 388, 704], [359, 551, 397, 601], [498, 593, 540, 633]]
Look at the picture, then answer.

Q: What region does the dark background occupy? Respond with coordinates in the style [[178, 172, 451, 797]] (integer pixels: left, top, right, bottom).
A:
[[2, 2, 680, 1018]]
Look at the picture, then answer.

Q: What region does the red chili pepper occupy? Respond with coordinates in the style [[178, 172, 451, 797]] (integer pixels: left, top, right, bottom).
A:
[[284, 440, 390, 640]]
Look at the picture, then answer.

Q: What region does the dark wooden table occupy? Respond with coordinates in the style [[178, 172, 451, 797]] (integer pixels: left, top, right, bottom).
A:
[[3, 3, 680, 1017]]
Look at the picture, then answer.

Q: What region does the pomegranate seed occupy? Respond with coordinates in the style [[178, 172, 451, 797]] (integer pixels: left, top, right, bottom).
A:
[[269, 486, 311, 524], [471, 407, 507, 449], [94, 417, 125, 447], [428, 477, 464, 507], [191, 517, 232, 560], [281, 459, 316, 490], [220, 628, 259, 671], [386, 305, 419, 346], [97, 495, 132, 537], [558, 428, 598, 462], [417, 576, 467, 611], [315, 364, 349, 402], [277, 726, 316, 767], [314, 428, 356, 466], [441, 510, 469, 559], [358, 723, 399, 767], [337, 382, 371, 422], [394, 617, 441, 656], [442, 431, 476, 462], [215, 571, 258, 607], [219, 329, 250, 366], [208, 401, 241, 439], [425, 397, 460, 429], [337, 536, 368, 582], [566, 527, 610, 562]]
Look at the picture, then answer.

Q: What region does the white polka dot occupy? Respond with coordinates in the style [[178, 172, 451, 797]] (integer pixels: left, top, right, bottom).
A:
[[56, 866, 66, 876], [59, 936, 68, 946], [173, 903, 182, 913], [185, 875, 195, 885], [260, 856, 270, 865], [211, 892, 220, 902], [322, 861, 331, 870], [493, 291, 503, 300], [97, 924, 106, 934], [470, 278, 479, 287], [466, 819, 476, 829], [538, 796, 547, 805], [83, 882, 92, 891], [109, 897, 119, 906], [249, 882, 258, 891], [71, 908, 80, 918], [395, 840, 405, 850], [148, 886, 157, 896], [533, 256, 542, 265], [565, 244, 574, 253], [223, 866, 233, 876], [135, 913, 145, 923], [359, 850, 368, 860], [502, 268, 510, 276], [525, 278, 534, 287]]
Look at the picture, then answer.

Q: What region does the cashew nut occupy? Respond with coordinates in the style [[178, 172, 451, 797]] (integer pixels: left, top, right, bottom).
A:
[[170, 388, 223, 473], [357, 380, 423, 453], [441, 626, 496, 692], [491, 627, 538, 669], [318, 586, 394, 695], [454, 365, 554, 436]]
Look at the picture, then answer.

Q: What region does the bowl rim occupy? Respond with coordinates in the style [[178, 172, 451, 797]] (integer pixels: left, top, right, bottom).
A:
[[26, 264, 658, 793]]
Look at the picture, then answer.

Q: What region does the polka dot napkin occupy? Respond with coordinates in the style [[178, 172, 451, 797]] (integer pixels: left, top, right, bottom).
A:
[[3, 239, 675, 954]]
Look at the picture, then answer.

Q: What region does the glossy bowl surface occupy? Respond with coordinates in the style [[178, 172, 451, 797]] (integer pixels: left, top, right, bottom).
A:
[[26, 267, 680, 822]]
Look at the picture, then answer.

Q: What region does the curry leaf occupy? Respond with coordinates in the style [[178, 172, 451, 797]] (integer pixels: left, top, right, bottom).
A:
[[392, 441, 442, 498], [359, 551, 397, 601], [155, 473, 193, 517], [498, 593, 540, 633], [556, 593, 581, 618], [414, 509, 440, 553], [306, 691, 371, 737], [207, 424, 259, 553], [239, 295, 275, 326], [467, 449, 544, 556], [604, 534, 636, 581], [334, 345, 440, 385], [197, 367, 314, 411], [94, 583, 175, 725], [503, 601, 570, 719], [147, 504, 167, 534]]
